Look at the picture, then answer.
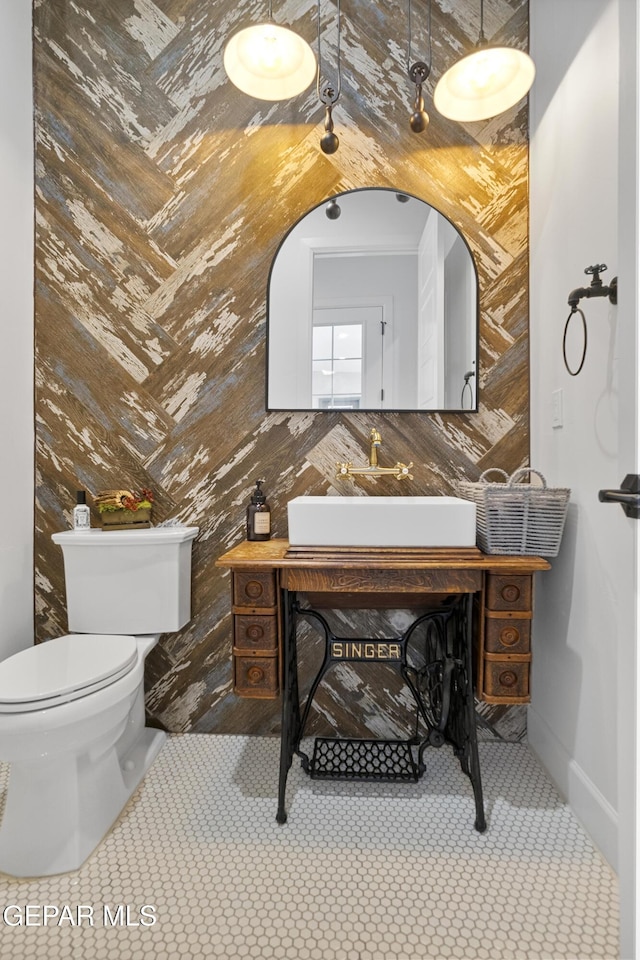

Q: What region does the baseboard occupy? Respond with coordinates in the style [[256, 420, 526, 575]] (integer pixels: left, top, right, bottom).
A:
[[527, 706, 618, 872]]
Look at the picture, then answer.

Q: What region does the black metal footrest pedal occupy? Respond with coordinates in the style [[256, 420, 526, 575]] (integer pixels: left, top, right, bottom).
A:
[[309, 738, 420, 782]]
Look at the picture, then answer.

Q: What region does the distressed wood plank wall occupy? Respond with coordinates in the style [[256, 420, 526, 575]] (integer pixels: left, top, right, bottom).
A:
[[34, 0, 531, 740]]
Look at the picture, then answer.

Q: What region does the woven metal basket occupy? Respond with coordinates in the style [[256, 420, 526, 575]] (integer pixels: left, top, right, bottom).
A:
[[458, 468, 570, 557]]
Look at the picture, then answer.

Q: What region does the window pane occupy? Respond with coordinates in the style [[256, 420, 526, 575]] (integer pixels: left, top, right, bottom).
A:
[[334, 324, 362, 359], [312, 322, 363, 408], [333, 359, 361, 395], [312, 360, 334, 395], [312, 326, 332, 360]]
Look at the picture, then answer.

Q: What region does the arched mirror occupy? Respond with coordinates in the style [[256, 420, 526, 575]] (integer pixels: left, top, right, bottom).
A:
[[267, 187, 478, 412]]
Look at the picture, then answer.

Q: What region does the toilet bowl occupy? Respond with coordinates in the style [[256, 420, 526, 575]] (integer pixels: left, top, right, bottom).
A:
[[0, 525, 198, 877], [0, 633, 164, 877]]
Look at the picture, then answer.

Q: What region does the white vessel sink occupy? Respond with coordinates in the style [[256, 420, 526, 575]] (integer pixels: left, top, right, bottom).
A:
[[287, 496, 476, 548]]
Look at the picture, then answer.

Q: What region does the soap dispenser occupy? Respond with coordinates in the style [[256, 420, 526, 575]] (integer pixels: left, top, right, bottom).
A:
[[246, 479, 271, 542], [73, 490, 91, 531]]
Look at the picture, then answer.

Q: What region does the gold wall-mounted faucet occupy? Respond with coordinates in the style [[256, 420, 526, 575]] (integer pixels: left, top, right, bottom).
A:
[[336, 427, 413, 481], [369, 427, 382, 467]]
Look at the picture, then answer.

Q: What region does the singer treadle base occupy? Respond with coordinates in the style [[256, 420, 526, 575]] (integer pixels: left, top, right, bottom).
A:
[[309, 737, 421, 782]]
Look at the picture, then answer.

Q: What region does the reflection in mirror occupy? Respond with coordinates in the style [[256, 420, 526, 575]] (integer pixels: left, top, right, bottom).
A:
[[267, 188, 478, 412]]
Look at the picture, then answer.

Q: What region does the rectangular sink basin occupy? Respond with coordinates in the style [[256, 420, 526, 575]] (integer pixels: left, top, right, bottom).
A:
[[287, 496, 477, 548]]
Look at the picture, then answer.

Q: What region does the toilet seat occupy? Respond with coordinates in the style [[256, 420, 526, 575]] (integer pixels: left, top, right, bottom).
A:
[[0, 635, 138, 713]]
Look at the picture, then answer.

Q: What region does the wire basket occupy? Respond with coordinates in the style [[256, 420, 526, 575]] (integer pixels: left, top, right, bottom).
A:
[[458, 468, 570, 557]]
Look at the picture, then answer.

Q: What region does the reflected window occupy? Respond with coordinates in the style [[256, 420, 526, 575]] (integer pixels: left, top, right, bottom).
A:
[[311, 323, 362, 409]]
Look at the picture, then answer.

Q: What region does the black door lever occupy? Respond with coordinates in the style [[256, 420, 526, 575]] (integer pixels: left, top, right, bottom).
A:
[[598, 474, 640, 518]]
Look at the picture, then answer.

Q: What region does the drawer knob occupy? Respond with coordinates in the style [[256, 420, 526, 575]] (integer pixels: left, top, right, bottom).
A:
[[244, 580, 264, 600], [246, 624, 264, 641], [500, 584, 521, 603], [500, 626, 520, 646], [247, 666, 265, 685], [498, 669, 518, 688]]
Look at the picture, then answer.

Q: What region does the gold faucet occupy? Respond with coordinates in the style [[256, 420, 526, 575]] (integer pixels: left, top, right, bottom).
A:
[[369, 427, 382, 467], [336, 427, 413, 481]]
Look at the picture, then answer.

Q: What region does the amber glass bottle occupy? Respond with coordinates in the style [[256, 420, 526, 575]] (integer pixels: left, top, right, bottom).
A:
[[246, 479, 271, 541]]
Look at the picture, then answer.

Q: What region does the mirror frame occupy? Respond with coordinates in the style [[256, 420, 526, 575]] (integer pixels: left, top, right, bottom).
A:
[[266, 187, 480, 413]]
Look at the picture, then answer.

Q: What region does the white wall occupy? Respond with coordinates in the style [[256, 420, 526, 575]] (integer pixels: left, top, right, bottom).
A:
[[0, 1, 34, 658], [530, 12, 640, 952]]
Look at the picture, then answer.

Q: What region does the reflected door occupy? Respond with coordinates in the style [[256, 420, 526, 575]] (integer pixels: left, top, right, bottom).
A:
[[311, 306, 386, 409]]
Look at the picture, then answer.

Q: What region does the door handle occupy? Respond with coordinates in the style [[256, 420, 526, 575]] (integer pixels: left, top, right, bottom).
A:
[[598, 474, 640, 518]]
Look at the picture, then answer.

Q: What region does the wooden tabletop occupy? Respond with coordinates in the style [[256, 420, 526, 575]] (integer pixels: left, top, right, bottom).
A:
[[216, 539, 551, 573]]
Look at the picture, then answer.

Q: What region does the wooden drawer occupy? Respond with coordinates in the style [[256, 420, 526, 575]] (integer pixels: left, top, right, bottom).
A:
[[234, 614, 278, 652], [483, 656, 530, 702], [234, 655, 279, 698], [484, 611, 531, 654], [233, 571, 277, 608], [485, 574, 532, 611]]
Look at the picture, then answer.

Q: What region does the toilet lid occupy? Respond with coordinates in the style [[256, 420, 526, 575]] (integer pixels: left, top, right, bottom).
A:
[[0, 635, 138, 712]]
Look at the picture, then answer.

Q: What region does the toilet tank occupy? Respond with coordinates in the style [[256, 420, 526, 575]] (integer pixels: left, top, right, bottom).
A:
[[51, 526, 199, 635]]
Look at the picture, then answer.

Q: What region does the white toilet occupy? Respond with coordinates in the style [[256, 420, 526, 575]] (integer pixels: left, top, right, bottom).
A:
[[0, 524, 198, 878]]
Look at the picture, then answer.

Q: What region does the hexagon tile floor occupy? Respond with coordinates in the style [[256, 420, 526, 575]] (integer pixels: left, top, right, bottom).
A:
[[0, 736, 619, 960]]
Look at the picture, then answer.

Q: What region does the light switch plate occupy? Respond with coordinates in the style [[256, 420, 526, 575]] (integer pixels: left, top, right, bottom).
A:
[[552, 388, 563, 428]]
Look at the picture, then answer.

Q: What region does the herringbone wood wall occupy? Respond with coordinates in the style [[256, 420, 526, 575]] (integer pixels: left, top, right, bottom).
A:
[[34, 0, 530, 738]]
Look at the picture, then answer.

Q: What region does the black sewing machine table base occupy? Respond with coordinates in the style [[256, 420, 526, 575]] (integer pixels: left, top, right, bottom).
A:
[[276, 591, 487, 832]]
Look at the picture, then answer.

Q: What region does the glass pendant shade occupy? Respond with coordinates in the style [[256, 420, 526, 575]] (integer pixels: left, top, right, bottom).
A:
[[223, 23, 317, 101], [433, 45, 535, 121]]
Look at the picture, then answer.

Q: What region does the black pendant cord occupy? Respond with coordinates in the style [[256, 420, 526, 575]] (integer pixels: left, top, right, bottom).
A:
[[407, 0, 432, 133], [317, 0, 342, 153], [478, 0, 487, 45]]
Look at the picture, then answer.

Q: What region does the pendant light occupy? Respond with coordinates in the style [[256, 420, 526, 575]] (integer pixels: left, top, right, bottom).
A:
[[316, 0, 342, 154], [224, 2, 316, 101], [407, 0, 432, 133], [433, 0, 535, 122]]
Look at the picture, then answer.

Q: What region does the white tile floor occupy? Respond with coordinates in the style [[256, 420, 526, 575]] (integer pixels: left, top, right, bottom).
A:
[[0, 736, 619, 960]]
